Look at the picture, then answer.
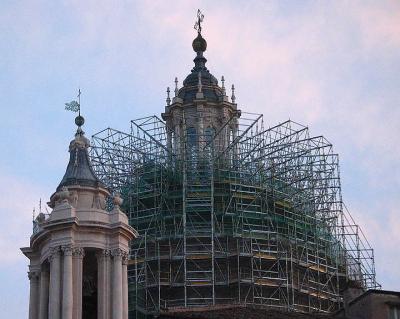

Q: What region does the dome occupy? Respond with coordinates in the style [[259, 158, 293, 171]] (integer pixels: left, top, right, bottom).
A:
[[177, 33, 224, 104]]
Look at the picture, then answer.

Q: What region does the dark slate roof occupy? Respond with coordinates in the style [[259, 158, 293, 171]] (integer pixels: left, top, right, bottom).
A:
[[57, 132, 104, 191], [177, 34, 224, 104]]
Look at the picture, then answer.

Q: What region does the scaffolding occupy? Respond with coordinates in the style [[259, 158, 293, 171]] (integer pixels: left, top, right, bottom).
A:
[[90, 113, 379, 318]]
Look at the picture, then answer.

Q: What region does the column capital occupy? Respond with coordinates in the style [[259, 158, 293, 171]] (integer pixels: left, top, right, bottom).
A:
[[72, 247, 85, 259], [28, 270, 40, 281], [96, 249, 111, 260], [111, 248, 126, 259], [28, 270, 40, 319], [48, 246, 61, 262], [61, 244, 74, 256], [122, 251, 129, 265]]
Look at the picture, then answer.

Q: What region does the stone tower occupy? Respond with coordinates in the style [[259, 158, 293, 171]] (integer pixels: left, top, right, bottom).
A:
[[21, 116, 137, 319]]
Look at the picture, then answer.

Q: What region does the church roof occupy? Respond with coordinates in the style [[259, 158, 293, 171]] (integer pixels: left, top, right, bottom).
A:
[[177, 32, 224, 104], [57, 119, 104, 191]]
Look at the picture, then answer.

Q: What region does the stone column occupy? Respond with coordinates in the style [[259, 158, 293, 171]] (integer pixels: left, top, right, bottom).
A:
[[38, 269, 50, 319], [48, 247, 61, 319], [62, 245, 73, 319], [105, 250, 112, 319], [112, 248, 123, 319], [97, 249, 111, 319], [72, 247, 84, 319], [28, 270, 40, 319], [122, 252, 129, 319]]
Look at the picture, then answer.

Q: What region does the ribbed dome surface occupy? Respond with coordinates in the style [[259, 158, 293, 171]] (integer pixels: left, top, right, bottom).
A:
[[57, 132, 104, 191], [177, 33, 224, 103]]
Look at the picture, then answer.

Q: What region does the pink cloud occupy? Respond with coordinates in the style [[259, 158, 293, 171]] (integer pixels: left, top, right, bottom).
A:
[[355, 1, 400, 52]]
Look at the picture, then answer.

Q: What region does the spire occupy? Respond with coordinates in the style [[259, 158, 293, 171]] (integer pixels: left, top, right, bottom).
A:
[[174, 77, 178, 97], [192, 9, 207, 70], [192, 34, 207, 70], [221, 76, 226, 96], [231, 84, 236, 103], [174, 10, 223, 104], [166, 87, 171, 106], [57, 112, 103, 192]]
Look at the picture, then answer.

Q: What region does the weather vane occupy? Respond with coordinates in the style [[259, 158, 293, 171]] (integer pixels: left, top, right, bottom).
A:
[[65, 89, 81, 114], [65, 89, 85, 128], [65, 89, 82, 116], [194, 9, 204, 34]]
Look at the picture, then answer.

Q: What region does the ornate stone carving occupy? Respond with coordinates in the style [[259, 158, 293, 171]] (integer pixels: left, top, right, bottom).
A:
[[93, 192, 106, 210], [28, 270, 40, 280], [53, 186, 71, 208], [122, 251, 129, 265], [113, 193, 123, 207], [70, 190, 79, 207], [61, 244, 73, 256], [48, 246, 61, 262], [96, 249, 111, 260], [35, 212, 45, 223], [54, 187, 76, 207], [72, 247, 85, 259], [111, 248, 126, 259], [59, 186, 70, 202]]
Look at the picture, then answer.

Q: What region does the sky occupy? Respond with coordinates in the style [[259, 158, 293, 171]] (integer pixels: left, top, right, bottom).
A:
[[0, 1, 399, 317]]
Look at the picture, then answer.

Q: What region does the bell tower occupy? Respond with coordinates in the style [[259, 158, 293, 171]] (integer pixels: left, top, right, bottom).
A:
[[21, 115, 137, 319]]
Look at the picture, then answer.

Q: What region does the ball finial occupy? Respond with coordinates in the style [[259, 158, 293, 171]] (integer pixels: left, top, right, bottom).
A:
[[75, 115, 85, 127], [192, 33, 207, 53]]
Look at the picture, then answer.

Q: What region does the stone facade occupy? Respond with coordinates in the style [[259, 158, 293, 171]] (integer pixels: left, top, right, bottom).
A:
[[338, 289, 400, 319], [21, 128, 137, 319]]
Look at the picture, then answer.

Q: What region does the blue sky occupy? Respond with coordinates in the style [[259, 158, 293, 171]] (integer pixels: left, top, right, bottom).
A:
[[0, 1, 399, 317]]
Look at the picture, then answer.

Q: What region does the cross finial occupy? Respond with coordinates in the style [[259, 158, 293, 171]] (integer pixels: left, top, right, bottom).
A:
[[65, 89, 85, 129], [166, 87, 171, 106], [77, 89, 81, 115], [194, 9, 204, 34], [174, 77, 178, 97]]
